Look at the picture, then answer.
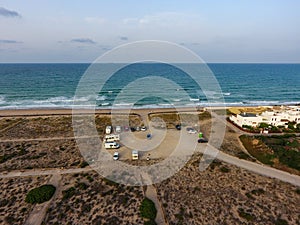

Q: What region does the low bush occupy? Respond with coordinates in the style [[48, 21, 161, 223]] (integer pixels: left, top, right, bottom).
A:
[[140, 198, 157, 220], [25, 184, 56, 204]]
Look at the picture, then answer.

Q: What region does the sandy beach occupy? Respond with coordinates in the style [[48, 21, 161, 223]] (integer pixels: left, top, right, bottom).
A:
[[0, 106, 299, 224]]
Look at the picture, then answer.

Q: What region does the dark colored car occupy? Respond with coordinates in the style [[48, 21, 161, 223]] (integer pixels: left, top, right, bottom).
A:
[[175, 125, 181, 130], [198, 138, 208, 143]]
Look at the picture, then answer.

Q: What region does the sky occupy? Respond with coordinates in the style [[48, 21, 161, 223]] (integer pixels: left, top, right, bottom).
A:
[[0, 0, 300, 63]]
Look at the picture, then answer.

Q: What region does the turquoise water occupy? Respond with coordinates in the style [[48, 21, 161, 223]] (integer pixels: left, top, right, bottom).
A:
[[0, 63, 299, 109]]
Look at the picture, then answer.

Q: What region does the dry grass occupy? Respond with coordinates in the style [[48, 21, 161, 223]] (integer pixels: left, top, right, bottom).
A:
[[156, 153, 300, 225], [44, 171, 145, 225], [0, 175, 51, 225], [0, 140, 83, 171]]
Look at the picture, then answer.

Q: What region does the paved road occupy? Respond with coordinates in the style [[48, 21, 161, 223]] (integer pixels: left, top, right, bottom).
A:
[[202, 144, 300, 187]]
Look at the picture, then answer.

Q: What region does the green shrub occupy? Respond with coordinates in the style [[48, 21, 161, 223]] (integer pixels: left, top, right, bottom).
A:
[[238, 208, 255, 221], [25, 184, 56, 204], [275, 218, 288, 225], [140, 198, 157, 220], [79, 161, 89, 168], [62, 187, 76, 200], [144, 220, 157, 225], [220, 166, 230, 173], [259, 123, 269, 128], [77, 182, 88, 190]]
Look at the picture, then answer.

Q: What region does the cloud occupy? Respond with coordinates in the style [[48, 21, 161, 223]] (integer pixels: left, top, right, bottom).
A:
[[84, 17, 106, 24], [0, 39, 22, 44], [119, 36, 128, 41], [71, 38, 96, 44], [134, 12, 201, 27], [0, 7, 21, 18]]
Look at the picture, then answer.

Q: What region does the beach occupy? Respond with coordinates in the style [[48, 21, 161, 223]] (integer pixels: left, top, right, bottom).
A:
[[0, 106, 299, 224]]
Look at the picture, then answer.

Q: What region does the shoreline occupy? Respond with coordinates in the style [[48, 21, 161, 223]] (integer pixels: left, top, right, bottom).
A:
[[0, 107, 206, 117], [0, 104, 298, 117]]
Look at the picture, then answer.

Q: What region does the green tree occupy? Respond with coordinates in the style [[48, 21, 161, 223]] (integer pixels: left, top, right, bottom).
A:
[[140, 198, 157, 220], [25, 185, 56, 204]]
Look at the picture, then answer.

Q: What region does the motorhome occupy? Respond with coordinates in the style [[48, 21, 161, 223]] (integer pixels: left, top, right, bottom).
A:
[[104, 134, 120, 142], [105, 126, 112, 134], [132, 150, 138, 160], [104, 142, 120, 149]]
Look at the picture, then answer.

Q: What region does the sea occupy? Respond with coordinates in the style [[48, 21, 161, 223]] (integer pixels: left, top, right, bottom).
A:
[[0, 63, 299, 109]]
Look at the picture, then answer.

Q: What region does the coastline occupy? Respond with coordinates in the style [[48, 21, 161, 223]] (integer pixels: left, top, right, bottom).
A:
[[0, 105, 296, 117], [0, 107, 206, 117]]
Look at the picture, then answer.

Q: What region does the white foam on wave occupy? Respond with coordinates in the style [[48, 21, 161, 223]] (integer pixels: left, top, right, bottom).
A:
[[172, 98, 182, 102], [0, 95, 6, 104], [190, 98, 200, 102]]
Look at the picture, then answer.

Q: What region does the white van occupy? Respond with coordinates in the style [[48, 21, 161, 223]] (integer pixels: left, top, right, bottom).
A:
[[115, 126, 122, 133], [105, 126, 112, 134], [104, 134, 120, 142], [132, 150, 138, 160], [105, 142, 120, 149]]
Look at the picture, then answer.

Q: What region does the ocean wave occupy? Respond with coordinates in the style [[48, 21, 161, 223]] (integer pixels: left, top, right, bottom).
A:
[[0, 95, 299, 110], [0, 95, 6, 104]]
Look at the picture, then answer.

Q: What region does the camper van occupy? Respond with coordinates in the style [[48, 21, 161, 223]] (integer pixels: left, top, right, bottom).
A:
[[115, 126, 122, 133], [132, 150, 138, 160], [104, 142, 120, 149], [105, 126, 112, 134], [104, 134, 120, 142]]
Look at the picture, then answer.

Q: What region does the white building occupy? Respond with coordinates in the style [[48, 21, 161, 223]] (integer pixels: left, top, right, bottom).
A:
[[230, 113, 262, 127], [230, 106, 300, 128]]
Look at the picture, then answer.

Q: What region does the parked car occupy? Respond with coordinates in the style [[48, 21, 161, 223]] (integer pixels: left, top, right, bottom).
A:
[[147, 133, 152, 139], [124, 126, 130, 132], [198, 138, 208, 143], [136, 126, 140, 131], [105, 142, 120, 149], [106, 126, 112, 134], [132, 150, 138, 160], [141, 126, 147, 131], [113, 152, 119, 160], [116, 126, 122, 133], [188, 129, 197, 134], [175, 125, 181, 130]]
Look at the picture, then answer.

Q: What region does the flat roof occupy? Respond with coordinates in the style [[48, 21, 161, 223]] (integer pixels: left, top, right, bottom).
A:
[[239, 113, 257, 117]]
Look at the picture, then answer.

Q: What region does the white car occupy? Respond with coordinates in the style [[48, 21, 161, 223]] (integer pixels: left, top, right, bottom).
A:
[[116, 126, 122, 133], [141, 126, 147, 131], [188, 129, 197, 134], [132, 150, 138, 160], [106, 126, 112, 134], [113, 152, 119, 160]]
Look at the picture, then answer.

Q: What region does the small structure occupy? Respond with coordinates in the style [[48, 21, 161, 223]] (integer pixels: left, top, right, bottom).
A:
[[230, 112, 262, 127], [229, 105, 300, 129]]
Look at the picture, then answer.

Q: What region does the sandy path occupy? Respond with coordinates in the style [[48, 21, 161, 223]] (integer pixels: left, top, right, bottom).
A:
[[199, 144, 300, 187], [24, 173, 62, 225], [145, 185, 168, 225], [0, 167, 93, 179], [0, 135, 99, 142], [141, 172, 168, 225]]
